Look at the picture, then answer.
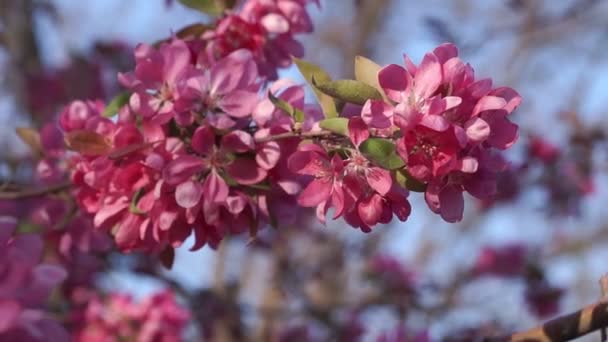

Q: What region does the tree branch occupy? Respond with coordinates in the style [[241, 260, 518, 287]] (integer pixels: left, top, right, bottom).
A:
[[508, 274, 608, 342], [254, 130, 334, 143], [0, 180, 72, 199]]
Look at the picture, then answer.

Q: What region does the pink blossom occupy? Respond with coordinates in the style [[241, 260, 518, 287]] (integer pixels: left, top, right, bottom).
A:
[[73, 290, 190, 342], [363, 43, 521, 222], [119, 39, 194, 125], [0, 216, 69, 341]]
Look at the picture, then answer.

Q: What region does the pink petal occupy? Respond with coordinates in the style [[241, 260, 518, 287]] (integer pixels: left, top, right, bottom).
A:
[[420, 114, 450, 131], [261, 13, 290, 33], [93, 198, 128, 227], [218, 90, 259, 118], [298, 178, 332, 207], [348, 117, 370, 147], [278, 180, 301, 195], [256, 141, 281, 170], [175, 180, 203, 208], [191, 126, 215, 155], [378, 64, 410, 102], [361, 100, 393, 129], [227, 158, 268, 185], [439, 185, 464, 222], [468, 79, 493, 98], [287, 149, 329, 176], [472, 96, 507, 116], [161, 39, 191, 85], [484, 113, 519, 149], [222, 130, 254, 152], [490, 87, 522, 113], [414, 53, 442, 99], [433, 43, 459, 63], [207, 113, 236, 129], [163, 155, 205, 185], [424, 183, 441, 214], [366, 167, 392, 195], [225, 195, 247, 214], [202, 170, 229, 203], [357, 193, 384, 227], [0, 300, 21, 333], [459, 156, 479, 173], [330, 184, 345, 219], [465, 117, 490, 142], [427, 96, 462, 115]]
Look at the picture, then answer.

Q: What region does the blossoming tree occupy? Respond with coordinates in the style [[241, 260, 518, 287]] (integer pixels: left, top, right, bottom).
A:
[[0, 0, 607, 341]]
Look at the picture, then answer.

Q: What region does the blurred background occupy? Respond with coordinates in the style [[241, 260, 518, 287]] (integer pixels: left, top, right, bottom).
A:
[[2, 0, 608, 340]]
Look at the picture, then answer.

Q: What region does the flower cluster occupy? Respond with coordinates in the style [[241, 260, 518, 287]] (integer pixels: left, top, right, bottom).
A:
[[201, 0, 319, 79], [0, 216, 69, 341], [59, 37, 521, 251], [65, 41, 313, 252], [362, 43, 521, 222], [288, 118, 412, 232], [72, 290, 190, 342]]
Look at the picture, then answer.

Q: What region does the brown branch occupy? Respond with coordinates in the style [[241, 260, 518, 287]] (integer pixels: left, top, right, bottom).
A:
[[0, 180, 72, 199], [0, 0, 43, 124], [254, 130, 334, 143], [508, 274, 608, 342]]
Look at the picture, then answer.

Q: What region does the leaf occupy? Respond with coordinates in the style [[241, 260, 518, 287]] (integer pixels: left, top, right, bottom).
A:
[[159, 246, 175, 270], [395, 169, 427, 192], [178, 0, 225, 16], [292, 57, 339, 118], [318, 117, 349, 136], [313, 79, 383, 105], [64, 130, 111, 156], [129, 188, 146, 215], [15, 127, 43, 157], [176, 23, 212, 39], [355, 56, 388, 101], [268, 91, 305, 122], [359, 138, 405, 170], [102, 92, 130, 118]]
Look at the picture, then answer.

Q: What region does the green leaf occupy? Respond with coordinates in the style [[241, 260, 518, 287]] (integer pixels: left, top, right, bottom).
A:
[[395, 169, 427, 192], [129, 188, 146, 215], [178, 0, 226, 16], [355, 56, 381, 88], [292, 57, 339, 118], [176, 23, 213, 39], [313, 79, 382, 105], [318, 117, 349, 136], [354, 55, 388, 101], [102, 92, 130, 118], [268, 91, 305, 122], [359, 138, 405, 170]]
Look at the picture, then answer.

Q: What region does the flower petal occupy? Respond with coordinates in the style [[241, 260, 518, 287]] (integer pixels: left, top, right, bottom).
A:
[[176, 180, 203, 208], [378, 64, 410, 102], [298, 178, 332, 207]]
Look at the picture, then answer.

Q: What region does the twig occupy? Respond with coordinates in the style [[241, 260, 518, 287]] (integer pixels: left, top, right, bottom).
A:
[[508, 274, 608, 341], [0, 180, 72, 199], [254, 130, 334, 143]]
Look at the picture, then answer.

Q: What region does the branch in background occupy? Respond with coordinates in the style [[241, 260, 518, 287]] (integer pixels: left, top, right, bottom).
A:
[[508, 274, 608, 341], [0, 180, 72, 199], [0, 0, 42, 124]]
